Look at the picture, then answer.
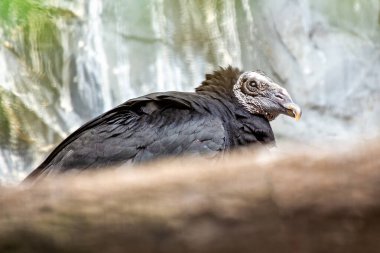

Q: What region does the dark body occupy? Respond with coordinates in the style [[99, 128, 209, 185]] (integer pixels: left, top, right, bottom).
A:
[[26, 68, 275, 180]]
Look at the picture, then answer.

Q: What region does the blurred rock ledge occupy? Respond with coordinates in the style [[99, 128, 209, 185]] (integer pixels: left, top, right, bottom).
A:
[[1, 139, 380, 253]]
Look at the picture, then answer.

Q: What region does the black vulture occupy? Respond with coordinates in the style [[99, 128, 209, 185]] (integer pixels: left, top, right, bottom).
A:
[[25, 66, 301, 180]]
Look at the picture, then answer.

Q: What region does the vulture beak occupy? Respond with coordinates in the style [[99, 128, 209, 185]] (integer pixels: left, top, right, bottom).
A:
[[283, 103, 302, 121], [274, 88, 302, 121]]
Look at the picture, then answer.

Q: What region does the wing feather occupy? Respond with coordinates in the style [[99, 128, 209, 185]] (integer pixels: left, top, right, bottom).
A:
[[25, 92, 227, 180]]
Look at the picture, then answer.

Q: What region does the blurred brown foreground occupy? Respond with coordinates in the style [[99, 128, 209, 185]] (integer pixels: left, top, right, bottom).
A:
[[1, 140, 380, 253]]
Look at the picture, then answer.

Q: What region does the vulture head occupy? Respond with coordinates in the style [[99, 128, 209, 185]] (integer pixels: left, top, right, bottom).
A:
[[232, 70, 301, 121]]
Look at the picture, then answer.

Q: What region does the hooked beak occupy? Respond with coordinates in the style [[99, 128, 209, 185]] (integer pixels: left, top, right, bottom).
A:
[[283, 103, 302, 121], [273, 88, 302, 121]]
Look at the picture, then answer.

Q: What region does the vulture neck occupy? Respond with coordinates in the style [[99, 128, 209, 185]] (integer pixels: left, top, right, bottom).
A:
[[195, 66, 260, 117]]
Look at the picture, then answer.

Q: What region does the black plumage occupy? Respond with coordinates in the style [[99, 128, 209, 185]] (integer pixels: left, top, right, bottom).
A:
[[26, 66, 301, 180]]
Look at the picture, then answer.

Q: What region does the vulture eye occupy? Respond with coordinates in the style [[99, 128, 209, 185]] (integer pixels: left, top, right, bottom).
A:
[[243, 80, 258, 95], [249, 80, 257, 87]]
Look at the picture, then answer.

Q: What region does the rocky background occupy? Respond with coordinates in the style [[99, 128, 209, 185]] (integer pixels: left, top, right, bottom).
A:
[[0, 0, 379, 183]]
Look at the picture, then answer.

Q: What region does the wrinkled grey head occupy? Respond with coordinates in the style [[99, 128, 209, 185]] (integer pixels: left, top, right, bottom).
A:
[[233, 71, 301, 121]]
